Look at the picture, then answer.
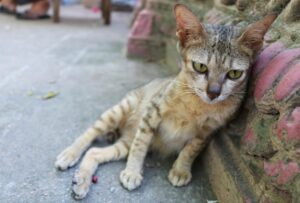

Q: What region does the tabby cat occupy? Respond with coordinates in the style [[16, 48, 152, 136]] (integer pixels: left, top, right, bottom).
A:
[[55, 4, 276, 199]]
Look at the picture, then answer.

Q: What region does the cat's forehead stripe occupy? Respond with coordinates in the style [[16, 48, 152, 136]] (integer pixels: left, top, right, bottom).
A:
[[203, 25, 239, 69]]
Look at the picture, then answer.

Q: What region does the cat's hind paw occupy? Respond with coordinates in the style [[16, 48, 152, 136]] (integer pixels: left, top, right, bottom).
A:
[[72, 169, 92, 200], [55, 147, 81, 170], [120, 169, 143, 191], [168, 168, 192, 187]]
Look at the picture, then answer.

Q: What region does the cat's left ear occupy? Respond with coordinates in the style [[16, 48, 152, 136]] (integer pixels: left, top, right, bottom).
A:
[[237, 14, 277, 53], [174, 4, 207, 48]]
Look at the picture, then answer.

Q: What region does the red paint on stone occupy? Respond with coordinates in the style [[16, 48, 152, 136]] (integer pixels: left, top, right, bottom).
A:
[[264, 161, 281, 177], [277, 162, 299, 184], [130, 9, 154, 38], [277, 107, 300, 142], [127, 38, 149, 57], [243, 196, 252, 203], [254, 48, 300, 101], [264, 161, 300, 184], [242, 128, 256, 145], [127, 9, 155, 58], [274, 62, 300, 101], [252, 42, 285, 76]]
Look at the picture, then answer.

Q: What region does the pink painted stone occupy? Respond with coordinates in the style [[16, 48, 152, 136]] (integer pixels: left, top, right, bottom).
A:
[[254, 48, 300, 101], [277, 162, 300, 184], [252, 42, 285, 76], [274, 62, 300, 101], [243, 196, 252, 203], [127, 38, 149, 57], [277, 107, 300, 141], [130, 9, 154, 39], [127, 9, 155, 58], [264, 161, 300, 184], [264, 161, 281, 177], [91, 7, 100, 13], [242, 128, 256, 145]]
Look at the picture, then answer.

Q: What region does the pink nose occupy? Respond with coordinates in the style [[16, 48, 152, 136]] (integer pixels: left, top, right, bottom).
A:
[[207, 90, 220, 100], [207, 84, 221, 100]]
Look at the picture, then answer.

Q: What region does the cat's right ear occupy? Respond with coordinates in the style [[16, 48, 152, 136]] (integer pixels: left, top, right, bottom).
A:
[[237, 14, 277, 53], [174, 4, 206, 48]]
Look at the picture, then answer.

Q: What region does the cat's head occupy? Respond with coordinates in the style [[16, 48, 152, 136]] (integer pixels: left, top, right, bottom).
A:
[[174, 4, 276, 104]]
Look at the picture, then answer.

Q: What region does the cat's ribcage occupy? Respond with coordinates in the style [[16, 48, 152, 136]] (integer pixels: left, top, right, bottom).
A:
[[151, 116, 198, 155]]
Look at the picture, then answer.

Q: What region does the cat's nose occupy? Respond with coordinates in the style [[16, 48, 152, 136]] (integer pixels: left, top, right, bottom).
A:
[[207, 84, 221, 100]]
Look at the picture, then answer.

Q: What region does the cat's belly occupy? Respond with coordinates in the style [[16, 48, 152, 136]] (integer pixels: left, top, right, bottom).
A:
[[150, 118, 197, 156]]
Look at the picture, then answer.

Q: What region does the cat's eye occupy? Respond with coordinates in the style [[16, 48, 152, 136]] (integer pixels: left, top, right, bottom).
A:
[[227, 70, 243, 80], [192, 61, 208, 74]]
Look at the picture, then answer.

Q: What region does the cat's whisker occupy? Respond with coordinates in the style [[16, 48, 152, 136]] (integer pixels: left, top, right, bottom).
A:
[[178, 90, 197, 97], [176, 82, 191, 89]]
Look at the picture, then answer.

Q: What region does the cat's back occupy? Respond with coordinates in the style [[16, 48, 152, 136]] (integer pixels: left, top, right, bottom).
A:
[[138, 77, 174, 103]]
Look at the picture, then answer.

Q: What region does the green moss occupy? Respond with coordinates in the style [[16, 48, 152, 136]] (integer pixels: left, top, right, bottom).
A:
[[251, 116, 278, 157]]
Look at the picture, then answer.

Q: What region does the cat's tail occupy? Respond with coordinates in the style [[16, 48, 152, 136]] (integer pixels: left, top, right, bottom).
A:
[[90, 90, 141, 141], [54, 91, 141, 171]]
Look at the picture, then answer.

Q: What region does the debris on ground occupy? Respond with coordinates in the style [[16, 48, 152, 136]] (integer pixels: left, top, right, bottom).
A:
[[27, 91, 34, 96], [42, 91, 59, 100], [145, 161, 161, 168], [207, 200, 218, 203], [109, 187, 116, 193], [92, 175, 98, 184]]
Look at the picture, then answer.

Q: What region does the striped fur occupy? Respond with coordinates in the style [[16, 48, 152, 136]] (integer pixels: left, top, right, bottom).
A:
[[55, 4, 276, 199]]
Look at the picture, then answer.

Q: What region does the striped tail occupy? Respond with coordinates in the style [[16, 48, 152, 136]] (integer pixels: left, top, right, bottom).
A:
[[55, 90, 141, 170], [91, 91, 140, 140]]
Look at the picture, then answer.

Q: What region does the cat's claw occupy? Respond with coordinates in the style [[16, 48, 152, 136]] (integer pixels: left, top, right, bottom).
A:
[[168, 168, 192, 187], [72, 169, 91, 200], [120, 169, 143, 191], [55, 147, 81, 170]]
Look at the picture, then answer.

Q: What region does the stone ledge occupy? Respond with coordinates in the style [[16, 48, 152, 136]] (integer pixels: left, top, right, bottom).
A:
[[203, 133, 289, 203]]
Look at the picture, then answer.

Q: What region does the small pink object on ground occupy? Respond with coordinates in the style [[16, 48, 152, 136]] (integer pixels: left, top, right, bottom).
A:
[[91, 7, 100, 13], [92, 175, 98, 184]]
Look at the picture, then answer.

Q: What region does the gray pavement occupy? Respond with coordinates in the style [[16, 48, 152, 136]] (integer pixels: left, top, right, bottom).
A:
[[0, 5, 216, 203]]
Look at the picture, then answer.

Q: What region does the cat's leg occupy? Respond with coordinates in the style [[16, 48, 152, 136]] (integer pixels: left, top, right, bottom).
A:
[[72, 139, 130, 199], [120, 100, 162, 191], [168, 137, 207, 187], [55, 92, 139, 170]]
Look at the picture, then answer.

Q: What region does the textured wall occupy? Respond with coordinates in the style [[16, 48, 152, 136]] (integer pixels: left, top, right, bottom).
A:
[[127, 0, 300, 202]]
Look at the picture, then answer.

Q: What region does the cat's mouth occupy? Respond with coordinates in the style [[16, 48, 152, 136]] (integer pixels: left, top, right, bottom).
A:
[[194, 89, 227, 105]]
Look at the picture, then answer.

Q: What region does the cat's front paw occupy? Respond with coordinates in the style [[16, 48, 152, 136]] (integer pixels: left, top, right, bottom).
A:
[[168, 168, 192, 187], [72, 169, 92, 200], [120, 169, 143, 191], [55, 146, 81, 170]]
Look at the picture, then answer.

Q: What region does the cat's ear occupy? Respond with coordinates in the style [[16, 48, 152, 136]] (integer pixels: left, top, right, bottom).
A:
[[237, 14, 277, 52], [174, 4, 206, 48]]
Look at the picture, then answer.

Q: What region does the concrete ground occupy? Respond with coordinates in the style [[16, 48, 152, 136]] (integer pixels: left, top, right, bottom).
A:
[[0, 5, 216, 203]]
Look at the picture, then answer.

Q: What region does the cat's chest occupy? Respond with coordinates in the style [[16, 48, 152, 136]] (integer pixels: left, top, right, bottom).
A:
[[150, 107, 225, 155], [151, 112, 201, 155]]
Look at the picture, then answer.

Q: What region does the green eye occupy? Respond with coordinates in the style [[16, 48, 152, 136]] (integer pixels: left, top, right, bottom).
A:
[[192, 61, 208, 74], [227, 70, 243, 80]]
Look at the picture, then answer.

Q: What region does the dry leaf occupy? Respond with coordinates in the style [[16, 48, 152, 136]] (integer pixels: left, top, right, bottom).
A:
[[42, 91, 59, 100]]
